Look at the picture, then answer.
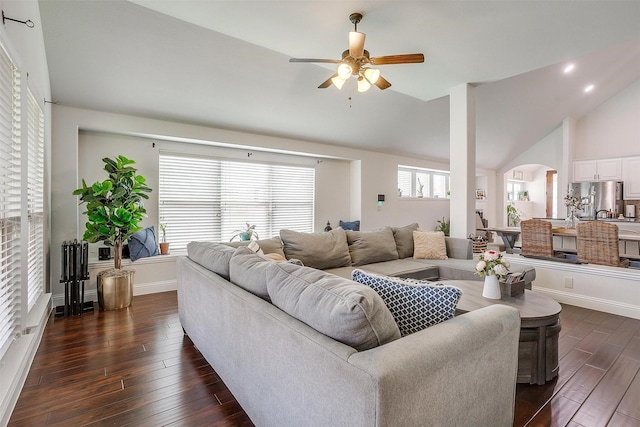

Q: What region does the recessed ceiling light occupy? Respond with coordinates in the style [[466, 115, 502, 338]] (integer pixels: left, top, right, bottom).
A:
[[563, 64, 575, 74], [584, 84, 595, 93]]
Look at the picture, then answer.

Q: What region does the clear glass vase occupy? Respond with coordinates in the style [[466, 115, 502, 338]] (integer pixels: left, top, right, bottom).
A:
[[565, 206, 578, 228]]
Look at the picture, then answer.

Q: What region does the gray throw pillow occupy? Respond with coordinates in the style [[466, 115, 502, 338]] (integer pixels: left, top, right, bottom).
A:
[[392, 223, 419, 259], [187, 242, 236, 280], [346, 227, 399, 266], [280, 228, 351, 270], [229, 247, 271, 300], [266, 262, 400, 351]]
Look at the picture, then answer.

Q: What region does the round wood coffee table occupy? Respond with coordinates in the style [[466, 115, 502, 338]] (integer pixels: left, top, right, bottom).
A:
[[452, 280, 562, 385]]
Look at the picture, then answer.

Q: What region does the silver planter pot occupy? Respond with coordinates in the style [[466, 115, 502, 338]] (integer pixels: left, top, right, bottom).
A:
[[97, 268, 135, 310]]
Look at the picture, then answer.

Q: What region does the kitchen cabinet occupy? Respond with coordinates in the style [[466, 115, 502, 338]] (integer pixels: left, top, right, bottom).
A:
[[573, 158, 622, 182], [622, 157, 640, 199]]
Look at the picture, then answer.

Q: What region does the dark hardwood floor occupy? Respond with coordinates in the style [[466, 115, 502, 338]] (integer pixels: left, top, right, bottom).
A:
[[8, 291, 640, 426]]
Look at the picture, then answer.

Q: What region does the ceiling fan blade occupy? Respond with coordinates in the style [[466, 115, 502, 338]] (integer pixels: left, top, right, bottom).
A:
[[370, 54, 425, 65], [349, 31, 366, 57], [289, 58, 341, 64], [318, 74, 337, 89], [374, 75, 392, 90]]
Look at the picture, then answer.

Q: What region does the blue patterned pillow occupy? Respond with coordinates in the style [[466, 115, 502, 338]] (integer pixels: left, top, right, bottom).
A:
[[339, 220, 360, 231], [128, 226, 159, 261], [352, 269, 462, 336]]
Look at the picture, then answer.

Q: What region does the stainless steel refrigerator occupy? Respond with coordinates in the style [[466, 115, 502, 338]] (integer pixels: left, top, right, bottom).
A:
[[568, 181, 623, 219]]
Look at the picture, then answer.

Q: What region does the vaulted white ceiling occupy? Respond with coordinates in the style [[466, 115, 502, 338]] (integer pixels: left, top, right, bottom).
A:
[[39, 0, 640, 169]]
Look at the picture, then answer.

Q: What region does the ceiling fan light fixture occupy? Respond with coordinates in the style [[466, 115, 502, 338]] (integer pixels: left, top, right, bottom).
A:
[[337, 63, 353, 80], [349, 31, 366, 57], [357, 76, 371, 92], [363, 68, 380, 84], [331, 75, 347, 90]]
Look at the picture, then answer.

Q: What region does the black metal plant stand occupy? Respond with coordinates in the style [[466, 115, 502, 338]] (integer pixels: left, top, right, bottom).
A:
[[56, 240, 93, 317]]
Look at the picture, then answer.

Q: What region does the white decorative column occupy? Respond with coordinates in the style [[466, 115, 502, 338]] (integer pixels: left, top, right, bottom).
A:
[[449, 84, 476, 239], [561, 117, 576, 209]]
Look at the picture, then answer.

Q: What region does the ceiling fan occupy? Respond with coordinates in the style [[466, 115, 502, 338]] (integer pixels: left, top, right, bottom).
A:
[[289, 12, 424, 92]]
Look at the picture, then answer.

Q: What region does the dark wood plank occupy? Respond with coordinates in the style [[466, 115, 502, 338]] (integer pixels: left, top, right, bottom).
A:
[[8, 292, 640, 427], [571, 356, 640, 426], [616, 368, 640, 421], [527, 394, 581, 427]]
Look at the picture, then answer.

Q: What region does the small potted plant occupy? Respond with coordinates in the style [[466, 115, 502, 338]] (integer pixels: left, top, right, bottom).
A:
[[506, 203, 521, 227], [159, 223, 170, 255], [417, 178, 424, 198], [435, 217, 450, 236], [230, 223, 259, 241]]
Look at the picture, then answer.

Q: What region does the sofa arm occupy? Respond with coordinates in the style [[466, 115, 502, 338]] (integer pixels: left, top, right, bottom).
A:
[[348, 304, 520, 427], [445, 236, 473, 259]]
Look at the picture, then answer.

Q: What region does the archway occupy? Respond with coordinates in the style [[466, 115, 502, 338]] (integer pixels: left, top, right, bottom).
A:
[[504, 164, 557, 226]]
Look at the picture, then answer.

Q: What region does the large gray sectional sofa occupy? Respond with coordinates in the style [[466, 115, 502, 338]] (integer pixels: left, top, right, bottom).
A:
[[177, 224, 529, 426]]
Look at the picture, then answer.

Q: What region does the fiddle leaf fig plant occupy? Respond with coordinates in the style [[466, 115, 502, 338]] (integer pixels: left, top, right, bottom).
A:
[[73, 155, 152, 269]]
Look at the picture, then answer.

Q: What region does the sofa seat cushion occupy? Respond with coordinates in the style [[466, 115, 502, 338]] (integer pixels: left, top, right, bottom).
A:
[[280, 228, 351, 270], [187, 242, 237, 280], [352, 269, 462, 337], [391, 223, 419, 259], [266, 262, 401, 351], [358, 259, 439, 280], [346, 226, 399, 266]]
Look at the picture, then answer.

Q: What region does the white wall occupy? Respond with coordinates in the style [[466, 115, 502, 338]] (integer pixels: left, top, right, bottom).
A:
[[575, 79, 640, 160], [495, 128, 564, 225], [0, 1, 52, 423], [78, 130, 352, 254], [52, 105, 456, 300]]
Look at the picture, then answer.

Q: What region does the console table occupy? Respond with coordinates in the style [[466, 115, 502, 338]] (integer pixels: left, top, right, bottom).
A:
[[453, 280, 562, 385], [480, 227, 521, 254]]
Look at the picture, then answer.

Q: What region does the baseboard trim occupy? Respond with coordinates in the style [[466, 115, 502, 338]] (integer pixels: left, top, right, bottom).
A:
[[532, 286, 640, 320], [51, 280, 177, 308]]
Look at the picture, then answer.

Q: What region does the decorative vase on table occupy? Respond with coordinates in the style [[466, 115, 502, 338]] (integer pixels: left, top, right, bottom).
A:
[[482, 274, 502, 299], [565, 207, 578, 229]]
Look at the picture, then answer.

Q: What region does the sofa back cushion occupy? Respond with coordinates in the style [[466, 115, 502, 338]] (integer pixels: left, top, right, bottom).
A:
[[266, 262, 401, 351], [187, 242, 236, 280], [391, 223, 419, 258], [280, 228, 351, 270], [346, 227, 399, 266], [226, 236, 286, 258], [352, 269, 462, 337], [445, 236, 473, 260], [229, 247, 272, 300]]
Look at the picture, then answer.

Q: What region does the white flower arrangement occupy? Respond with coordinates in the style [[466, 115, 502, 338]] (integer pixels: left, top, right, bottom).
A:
[[564, 193, 588, 210], [475, 250, 510, 279]]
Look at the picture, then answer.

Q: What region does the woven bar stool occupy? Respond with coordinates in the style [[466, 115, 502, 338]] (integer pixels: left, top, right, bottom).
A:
[[520, 219, 555, 258], [576, 221, 629, 267]]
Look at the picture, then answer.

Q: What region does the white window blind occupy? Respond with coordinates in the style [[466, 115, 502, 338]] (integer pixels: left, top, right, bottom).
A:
[[159, 153, 315, 252], [0, 43, 21, 361], [27, 89, 44, 311]]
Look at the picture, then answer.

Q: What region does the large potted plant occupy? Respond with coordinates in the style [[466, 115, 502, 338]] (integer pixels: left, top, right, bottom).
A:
[[73, 155, 152, 310]]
